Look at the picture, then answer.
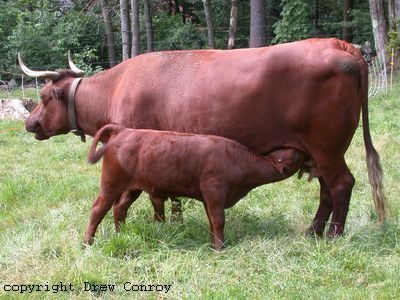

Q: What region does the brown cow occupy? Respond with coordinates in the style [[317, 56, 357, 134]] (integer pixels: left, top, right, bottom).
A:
[[86, 124, 307, 249], [19, 38, 388, 238]]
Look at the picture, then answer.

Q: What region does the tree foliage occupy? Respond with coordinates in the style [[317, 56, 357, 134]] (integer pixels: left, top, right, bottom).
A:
[[1, 0, 103, 78], [0, 0, 382, 81], [273, 0, 312, 44]]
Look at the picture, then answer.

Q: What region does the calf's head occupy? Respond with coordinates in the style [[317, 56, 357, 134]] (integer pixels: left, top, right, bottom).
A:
[[18, 52, 84, 140], [268, 148, 307, 179]]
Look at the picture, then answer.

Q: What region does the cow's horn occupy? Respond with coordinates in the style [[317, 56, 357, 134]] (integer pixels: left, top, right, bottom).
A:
[[68, 50, 85, 76], [18, 53, 60, 80]]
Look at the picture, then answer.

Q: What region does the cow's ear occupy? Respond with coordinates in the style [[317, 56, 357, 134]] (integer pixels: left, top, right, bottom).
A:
[[51, 86, 63, 102]]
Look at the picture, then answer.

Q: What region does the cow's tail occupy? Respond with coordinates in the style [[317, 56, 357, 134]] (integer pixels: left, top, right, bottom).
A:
[[359, 56, 389, 222], [88, 124, 126, 164]]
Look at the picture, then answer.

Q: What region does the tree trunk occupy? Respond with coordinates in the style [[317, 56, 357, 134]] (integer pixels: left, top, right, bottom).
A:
[[369, 0, 388, 63], [203, 0, 215, 48], [249, 0, 266, 48], [168, 0, 173, 15], [343, 0, 353, 42], [265, 0, 272, 44], [131, 0, 140, 57], [144, 0, 154, 52], [312, 0, 318, 34], [394, 0, 400, 33], [100, 0, 117, 67], [181, 1, 187, 24], [228, 0, 238, 49], [120, 0, 130, 60], [388, 0, 395, 30]]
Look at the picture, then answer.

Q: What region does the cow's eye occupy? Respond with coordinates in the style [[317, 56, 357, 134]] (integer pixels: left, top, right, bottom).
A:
[[41, 97, 49, 105]]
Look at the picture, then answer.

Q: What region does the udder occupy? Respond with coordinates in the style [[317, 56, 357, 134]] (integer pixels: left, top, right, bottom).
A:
[[268, 148, 308, 179], [268, 148, 322, 182]]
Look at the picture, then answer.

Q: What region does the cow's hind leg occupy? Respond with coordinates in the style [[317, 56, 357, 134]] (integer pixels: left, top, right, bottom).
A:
[[309, 157, 355, 237], [306, 178, 333, 236], [112, 190, 142, 231]]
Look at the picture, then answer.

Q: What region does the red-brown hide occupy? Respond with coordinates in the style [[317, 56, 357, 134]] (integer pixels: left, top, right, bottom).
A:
[[24, 38, 387, 237], [85, 124, 306, 249]]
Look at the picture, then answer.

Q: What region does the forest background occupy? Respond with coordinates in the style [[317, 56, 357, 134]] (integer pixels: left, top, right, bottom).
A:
[[0, 0, 398, 80]]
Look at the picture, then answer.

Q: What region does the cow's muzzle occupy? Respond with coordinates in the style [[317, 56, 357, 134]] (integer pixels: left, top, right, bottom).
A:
[[25, 117, 48, 140], [25, 117, 40, 133]]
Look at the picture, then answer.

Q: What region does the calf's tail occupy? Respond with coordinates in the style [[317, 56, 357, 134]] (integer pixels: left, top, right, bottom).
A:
[[358, 52, 389, 222], [88, 124, 126, 164]]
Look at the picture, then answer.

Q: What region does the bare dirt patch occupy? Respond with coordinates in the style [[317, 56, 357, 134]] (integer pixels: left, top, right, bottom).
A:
[[0, 99, 36, 120]]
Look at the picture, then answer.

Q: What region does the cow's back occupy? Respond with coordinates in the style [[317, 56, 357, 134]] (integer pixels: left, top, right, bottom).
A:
[[111, 39, 363, 157]]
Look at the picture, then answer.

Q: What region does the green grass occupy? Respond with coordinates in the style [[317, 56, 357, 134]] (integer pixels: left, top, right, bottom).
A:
[[0, 83, 399, 299], [0, 87, 38, 100]]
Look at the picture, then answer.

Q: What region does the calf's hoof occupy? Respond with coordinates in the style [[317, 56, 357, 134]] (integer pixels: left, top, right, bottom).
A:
[[212, 241, 225, 252], [83, 236, 94, 247]]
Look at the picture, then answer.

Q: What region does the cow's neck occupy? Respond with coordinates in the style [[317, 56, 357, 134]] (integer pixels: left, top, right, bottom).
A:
[[72, 73, 115, 137]]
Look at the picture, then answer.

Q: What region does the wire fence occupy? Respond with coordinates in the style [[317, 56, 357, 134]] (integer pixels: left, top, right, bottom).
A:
[[368, 58, 388, 98], [0, 54, 395, 102]]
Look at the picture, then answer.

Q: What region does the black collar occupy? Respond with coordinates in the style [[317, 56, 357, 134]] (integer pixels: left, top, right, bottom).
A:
[[67, 77, 86, 142]]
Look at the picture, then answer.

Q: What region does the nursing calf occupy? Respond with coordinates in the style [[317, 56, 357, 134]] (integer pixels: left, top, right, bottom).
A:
[[86, 124, 306, 250]]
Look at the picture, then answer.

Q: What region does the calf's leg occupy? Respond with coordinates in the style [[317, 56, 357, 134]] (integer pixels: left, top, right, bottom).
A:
[[84, 191, 121, 245], [112, 190, 142, 231], [201, 185, 226, 251], [203, 201, 225, 251], [112, 194, 181, 223], [149, 195, 167, 222]]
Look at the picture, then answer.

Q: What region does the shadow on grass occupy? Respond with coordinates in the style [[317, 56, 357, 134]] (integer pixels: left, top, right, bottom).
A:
[[98, 205, 299, 258]]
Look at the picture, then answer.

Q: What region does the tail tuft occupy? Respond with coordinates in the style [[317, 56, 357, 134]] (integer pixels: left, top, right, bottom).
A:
[[366, 145, 390, 222], [356, 45, 389, 223]]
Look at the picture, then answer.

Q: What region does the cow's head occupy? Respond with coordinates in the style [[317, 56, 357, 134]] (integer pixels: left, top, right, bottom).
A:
[[18, 52, 84, 140]]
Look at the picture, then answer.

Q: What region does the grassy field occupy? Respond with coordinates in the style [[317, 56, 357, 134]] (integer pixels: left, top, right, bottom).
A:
[[0, 84, 399, 299], [0, 87, 39, 101]]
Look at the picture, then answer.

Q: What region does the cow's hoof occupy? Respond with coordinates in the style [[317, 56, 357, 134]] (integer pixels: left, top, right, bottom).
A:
[[326, 223, 343, 239], [326, 231, 343, 240], [305, 225, 324, 238]]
